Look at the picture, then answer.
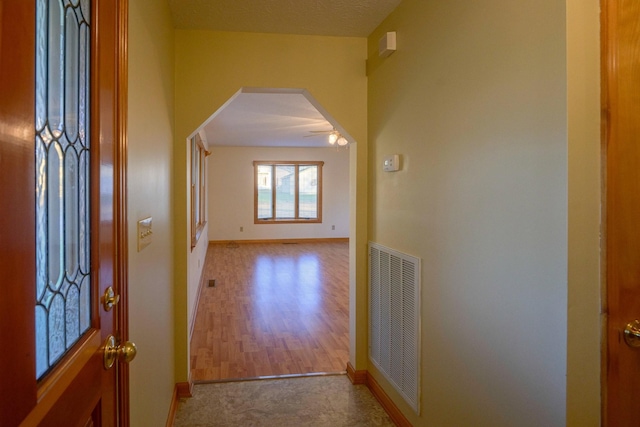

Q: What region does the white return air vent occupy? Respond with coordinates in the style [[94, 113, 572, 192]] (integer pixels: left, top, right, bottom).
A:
[[369, 242, 421, 413]]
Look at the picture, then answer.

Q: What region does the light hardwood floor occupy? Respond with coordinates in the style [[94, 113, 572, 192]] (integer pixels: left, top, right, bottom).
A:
[[190, 241, 350, 381]]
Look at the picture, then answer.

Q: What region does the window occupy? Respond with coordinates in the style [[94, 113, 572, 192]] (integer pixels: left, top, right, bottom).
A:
[[254, 161, 324, 224], [191, 135, 207, 248]]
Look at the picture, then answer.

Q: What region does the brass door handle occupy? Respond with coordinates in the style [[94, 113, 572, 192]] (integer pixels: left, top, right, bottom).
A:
[[102, 286, 120, 311], [624, 320, 640, 348], [103, 335, 137, 369]]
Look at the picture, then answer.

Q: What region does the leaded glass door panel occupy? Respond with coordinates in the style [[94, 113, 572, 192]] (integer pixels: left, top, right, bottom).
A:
[[35, 0, 93, 381]]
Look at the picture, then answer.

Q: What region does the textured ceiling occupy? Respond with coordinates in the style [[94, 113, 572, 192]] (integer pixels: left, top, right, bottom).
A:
[[168, 0, 402, 37]]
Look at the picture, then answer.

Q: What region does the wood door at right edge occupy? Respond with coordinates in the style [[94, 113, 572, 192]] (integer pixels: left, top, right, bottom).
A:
[[603, 1, 640, 425]]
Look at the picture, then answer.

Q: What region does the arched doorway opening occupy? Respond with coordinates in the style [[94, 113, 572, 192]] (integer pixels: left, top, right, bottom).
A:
[[186, 87, 357, 381]]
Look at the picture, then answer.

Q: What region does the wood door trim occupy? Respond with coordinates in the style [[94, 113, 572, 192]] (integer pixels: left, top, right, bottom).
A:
[[165, 385, 180, 427], [176, 382, 193, 398], [346, 362, 367, 385], [114, 0, 130, 425], [601, 0, 611, 423], [165, 383, 193, 427], [366, 373, 413, 427]]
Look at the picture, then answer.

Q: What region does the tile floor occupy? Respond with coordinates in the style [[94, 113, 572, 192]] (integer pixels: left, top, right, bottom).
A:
[[174, 374, 394, 427]]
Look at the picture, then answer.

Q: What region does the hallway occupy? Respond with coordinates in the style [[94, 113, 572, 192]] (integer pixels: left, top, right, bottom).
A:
[[190, 241, 350, 381]]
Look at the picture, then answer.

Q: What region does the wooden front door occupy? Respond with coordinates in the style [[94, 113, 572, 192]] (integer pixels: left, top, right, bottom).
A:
[[0, 1, 129, 426], [603, 1, 640, 425]]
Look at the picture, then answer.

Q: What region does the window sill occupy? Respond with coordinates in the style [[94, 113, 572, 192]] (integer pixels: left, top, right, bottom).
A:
[[255, 219, 322, 225]]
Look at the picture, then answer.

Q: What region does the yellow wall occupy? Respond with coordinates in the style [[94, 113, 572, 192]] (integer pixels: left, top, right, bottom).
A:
[[368, 0, 599, 425], [173, 31, 368, 381], [128, 0, 176, 425], [566, 0, 601, 425]]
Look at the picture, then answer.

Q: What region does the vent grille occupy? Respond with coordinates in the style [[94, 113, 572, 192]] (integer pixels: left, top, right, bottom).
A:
[[369, 242, 420, 413]]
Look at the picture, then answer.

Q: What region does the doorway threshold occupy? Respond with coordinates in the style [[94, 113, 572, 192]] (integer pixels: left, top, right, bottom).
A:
[[193, 370, 347, 385]]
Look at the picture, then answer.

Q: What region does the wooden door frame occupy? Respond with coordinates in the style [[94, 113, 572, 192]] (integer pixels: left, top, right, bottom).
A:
[[100, 0, 130, 424], [601, 0, 610, 423], [114, 0, 130, 423], [601, 0, 617, 422]]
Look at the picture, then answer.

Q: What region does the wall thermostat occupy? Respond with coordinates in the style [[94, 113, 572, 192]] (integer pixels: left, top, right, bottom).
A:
[[383, 154, 400, 172]]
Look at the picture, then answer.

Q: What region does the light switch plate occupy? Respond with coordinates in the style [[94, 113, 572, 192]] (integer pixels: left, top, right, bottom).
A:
[[383, 154, 400, 172], [137, 217, 153, 251]]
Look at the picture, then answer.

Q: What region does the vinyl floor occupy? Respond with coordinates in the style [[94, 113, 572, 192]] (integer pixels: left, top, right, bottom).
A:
[[174, 374, 394, 427]]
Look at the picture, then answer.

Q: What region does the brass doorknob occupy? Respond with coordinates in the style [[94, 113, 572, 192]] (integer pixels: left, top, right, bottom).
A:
[[624, 320, 640, 348], [102, 286, 120, 311], [103, 335, 137, 369]]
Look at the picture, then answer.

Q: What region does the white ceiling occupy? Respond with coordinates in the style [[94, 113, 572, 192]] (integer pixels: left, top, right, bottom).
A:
[[173, 1, 401, 147], [200, 89, 352, 148], [168, 0, 401, 37]]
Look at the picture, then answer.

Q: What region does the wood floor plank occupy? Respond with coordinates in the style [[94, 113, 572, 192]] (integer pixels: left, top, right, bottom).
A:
[[189, 242, 349, 381]]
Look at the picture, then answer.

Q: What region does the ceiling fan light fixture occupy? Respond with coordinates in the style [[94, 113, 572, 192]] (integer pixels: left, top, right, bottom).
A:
[[328, 131, 339, 145], [337, 136, 348, 146]]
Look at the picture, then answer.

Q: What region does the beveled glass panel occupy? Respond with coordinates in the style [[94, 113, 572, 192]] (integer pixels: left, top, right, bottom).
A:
[[79, 276, 90, 331], [79, 149, 89, 273], [47, 142, 64, 290], [35, 136, 48, 302], [48, 295, 65, 365], [36, 0, 91, 380], [35, 306, 48, 379], [65, 8, 80, 142], [65, 148, 79, 278], [80, 0, 90, 22], [35, 0, 48, 131], [78, 22, 89, 145], [47, 0, 64, 136], [65, 286, 80, 347]]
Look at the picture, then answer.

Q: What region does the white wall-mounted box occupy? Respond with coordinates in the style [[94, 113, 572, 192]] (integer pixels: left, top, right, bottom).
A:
[[379, 32, 397, 58]]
